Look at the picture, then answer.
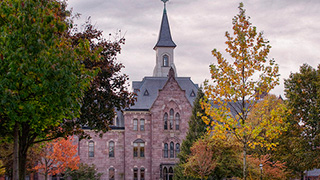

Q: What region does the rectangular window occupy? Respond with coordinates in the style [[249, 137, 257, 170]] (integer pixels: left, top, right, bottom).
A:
[[140, 143, 145, 157], [133, 143, 138, 157], [140, 119, 145, 131], [133, 119, 138, 131]]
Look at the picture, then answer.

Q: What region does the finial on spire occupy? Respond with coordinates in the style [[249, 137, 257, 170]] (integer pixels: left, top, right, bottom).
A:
[[161, 0, 169, 10]]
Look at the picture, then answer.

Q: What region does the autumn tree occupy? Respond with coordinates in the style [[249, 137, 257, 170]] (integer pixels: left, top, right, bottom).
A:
[[33, 137, 79, 180], [183, 137, 217, 180], [174, 88, 209, 180], [0, 1, 93, 179], [276, 64, 320, 179], [0, 160, 5, 176], [202, 3, 282, 179], [183, 136, 242, 180], [247, 154, 287, 180]]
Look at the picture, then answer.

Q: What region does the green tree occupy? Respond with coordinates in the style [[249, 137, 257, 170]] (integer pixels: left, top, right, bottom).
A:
[[279, 64, 320, 179], [70, 23, 135, 136], [0, 1, 94, 179], [174, 89, 208, 180], [65, 163, 103, 180], [202, 3, 282, 180]]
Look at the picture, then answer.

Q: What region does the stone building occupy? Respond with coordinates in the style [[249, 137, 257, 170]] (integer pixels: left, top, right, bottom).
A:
[[78, 1, 198, 180]]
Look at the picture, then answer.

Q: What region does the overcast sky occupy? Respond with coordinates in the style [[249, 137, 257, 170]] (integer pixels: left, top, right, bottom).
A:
[[67, 0, 320, 96]]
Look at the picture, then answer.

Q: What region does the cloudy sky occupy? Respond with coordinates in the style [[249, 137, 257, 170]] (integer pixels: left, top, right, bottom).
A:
[[67, 0, 320, 96]]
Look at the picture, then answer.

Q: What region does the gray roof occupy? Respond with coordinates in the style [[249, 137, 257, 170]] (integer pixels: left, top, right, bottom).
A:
[[154, 8, 176, 49], [129, 76, 198, 110]]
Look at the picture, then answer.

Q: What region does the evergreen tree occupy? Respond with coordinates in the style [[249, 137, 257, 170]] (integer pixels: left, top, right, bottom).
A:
[[174, 88, 209, 180]]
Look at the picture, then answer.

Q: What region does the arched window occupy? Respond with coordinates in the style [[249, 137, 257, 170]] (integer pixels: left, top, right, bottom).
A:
[[133, 168, 138, 180], [164, 143, 168, 158], [164, 113, 168, 130], [140, 168, 145, 180], [169, 109, 174, 130], [109, 168, 115, 180], [170, 142, 174, 158], [163, 167, 168, 180], [109, 141, 114, 157], [133, 119, 138, 131], [163, 55, 169, 67], [175, 143, 180, 158], [175, 113, 180, 130], [133, 139, 145, 158], [168, 167, 174, 180], [88, 141, 94, 157]]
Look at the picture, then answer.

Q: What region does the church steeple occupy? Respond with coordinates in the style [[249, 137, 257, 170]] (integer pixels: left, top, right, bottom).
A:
[[153, 0, 177, 77], [154, 0, 176, 49]]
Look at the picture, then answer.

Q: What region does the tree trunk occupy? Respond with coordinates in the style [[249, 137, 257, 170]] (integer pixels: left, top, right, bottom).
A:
[[19, 148, 28, 180], [243, 143, 247, 180], [13, 122, 19, 180]]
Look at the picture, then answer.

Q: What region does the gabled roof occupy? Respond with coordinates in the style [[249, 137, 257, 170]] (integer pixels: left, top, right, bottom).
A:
[[129, 76, 198, 110], [154, 7, 176, 49]]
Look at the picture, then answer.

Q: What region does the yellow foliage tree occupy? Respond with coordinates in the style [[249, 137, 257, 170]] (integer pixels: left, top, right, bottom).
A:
[[202, 3, 285, 180], [0, 160, 5, 176]]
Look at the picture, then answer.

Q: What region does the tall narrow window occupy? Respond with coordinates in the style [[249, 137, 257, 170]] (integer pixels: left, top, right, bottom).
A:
[[169, 167, 174, 180], [169, 109, 174, 130], [88, 141, 94, 157], [175, 143, 180, 158], [170, 142, 174, 158], [109, 168, 115, 180], [140, 168, 145, 180], [164, 113, 168, 130], [163, 55, 169, 67], [163, 167, 168, 180], [133, 168, 138, 180], [109, 141, 114, 157], [164, 143, 168, 158], [140, 119, 145, 131], [140, 142, 145, 157], [133, 119, 138, 131], [133, 143, 138, 157], [175, 113, 180, 130]]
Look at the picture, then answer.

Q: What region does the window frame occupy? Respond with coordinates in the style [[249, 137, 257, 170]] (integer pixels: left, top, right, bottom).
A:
[[133, 119, 138, 131], [88, 141, 94, 157], [175, 143, 180, 158], [175, 113, 180, 130], [170, 142, 174, 158], [164, 143, 168, 158], [169, 109, 174, 130], [140, 119, 145, 131], [164, 113, 168, 130], [163, 55, 169, 67], [109, 167, 115, 180], [109, 141, 115, 157]]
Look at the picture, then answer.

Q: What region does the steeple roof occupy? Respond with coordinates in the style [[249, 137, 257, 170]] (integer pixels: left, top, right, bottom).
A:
[[154, 4, 176, 49]]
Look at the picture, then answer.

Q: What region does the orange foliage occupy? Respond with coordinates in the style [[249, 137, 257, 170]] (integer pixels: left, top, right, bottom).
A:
[[184, 138, 217, 179], [247, 154, 287, 180], [33, 136, 79, 177]]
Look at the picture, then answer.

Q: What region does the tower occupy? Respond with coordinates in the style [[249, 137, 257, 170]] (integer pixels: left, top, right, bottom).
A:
[[153, 0, 177, 77]]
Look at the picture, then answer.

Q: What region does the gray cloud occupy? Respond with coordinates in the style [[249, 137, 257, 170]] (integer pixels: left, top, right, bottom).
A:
[[68, 0, 320, 96]]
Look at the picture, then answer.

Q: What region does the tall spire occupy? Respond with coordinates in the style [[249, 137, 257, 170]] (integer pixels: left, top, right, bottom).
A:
[[154, 0, 176, 50]]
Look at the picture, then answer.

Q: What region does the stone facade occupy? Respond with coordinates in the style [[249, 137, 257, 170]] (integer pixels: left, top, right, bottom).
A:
[[77, 2, 198, 180]]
